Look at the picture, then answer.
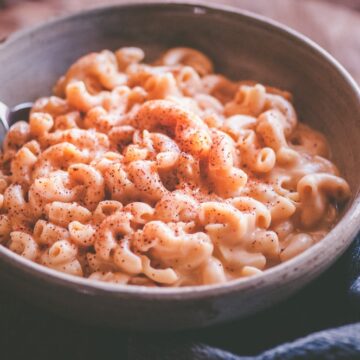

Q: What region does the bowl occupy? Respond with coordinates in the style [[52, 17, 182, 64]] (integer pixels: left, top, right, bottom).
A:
[[0, 1, 359, 331]]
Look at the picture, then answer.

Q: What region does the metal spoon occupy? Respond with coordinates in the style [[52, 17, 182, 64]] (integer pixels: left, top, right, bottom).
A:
[[0, 100, 33, 139]]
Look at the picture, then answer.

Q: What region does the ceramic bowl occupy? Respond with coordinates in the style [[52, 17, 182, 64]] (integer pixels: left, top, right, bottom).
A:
[[0, 2, 359, 331]]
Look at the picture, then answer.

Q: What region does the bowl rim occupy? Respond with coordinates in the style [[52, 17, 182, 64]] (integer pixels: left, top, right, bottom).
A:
[[0, 0, 359, 300]]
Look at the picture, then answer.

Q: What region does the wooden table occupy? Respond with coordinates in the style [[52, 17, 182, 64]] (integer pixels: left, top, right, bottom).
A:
[[0, 1, 359, 359]]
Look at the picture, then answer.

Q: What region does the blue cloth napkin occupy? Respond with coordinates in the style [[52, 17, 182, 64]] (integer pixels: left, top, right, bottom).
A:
[[128, 234, 360, 359]]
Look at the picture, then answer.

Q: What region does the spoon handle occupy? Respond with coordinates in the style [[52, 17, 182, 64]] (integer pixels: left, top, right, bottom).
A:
[[0, 101, 9, 130], [0, 101, 9, 143]]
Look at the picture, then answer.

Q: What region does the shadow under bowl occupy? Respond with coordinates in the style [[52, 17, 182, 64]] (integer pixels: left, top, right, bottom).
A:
[[0, 1, 359, 331]]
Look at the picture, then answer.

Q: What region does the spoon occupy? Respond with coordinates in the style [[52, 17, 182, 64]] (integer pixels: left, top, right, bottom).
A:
[[0, 100, 33, 139]]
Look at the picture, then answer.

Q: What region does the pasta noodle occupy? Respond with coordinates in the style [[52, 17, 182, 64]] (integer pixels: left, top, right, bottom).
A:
[[0, 47, 351, 286]]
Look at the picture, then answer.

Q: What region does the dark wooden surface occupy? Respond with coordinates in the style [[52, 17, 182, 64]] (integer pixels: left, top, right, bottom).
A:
[[0, 1, 359, 359]]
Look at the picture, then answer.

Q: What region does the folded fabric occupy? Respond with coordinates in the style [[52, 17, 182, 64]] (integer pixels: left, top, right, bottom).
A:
[[128, 234, 360, 360], [129, 323, 360, 360], [349, 235, 360, 312]]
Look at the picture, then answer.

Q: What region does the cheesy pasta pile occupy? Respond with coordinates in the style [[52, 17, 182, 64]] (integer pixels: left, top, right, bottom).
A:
[[0, 47, 351, 286]]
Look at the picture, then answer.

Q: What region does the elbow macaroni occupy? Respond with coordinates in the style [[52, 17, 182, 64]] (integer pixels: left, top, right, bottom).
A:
[[0, 47, 351, 286]]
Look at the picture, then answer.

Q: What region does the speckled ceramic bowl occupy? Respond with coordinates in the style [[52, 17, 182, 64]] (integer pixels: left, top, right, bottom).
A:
[[0, 2, 359, 331]]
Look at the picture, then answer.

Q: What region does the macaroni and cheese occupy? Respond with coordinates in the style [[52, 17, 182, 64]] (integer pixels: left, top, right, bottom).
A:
[[0, 47, 351, 286]]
